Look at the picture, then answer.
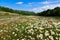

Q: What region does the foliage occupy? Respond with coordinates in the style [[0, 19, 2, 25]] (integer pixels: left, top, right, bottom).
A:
[[37, 7, 60, 16], [0, 6, 36, 15], [1, 6, 60, 16]]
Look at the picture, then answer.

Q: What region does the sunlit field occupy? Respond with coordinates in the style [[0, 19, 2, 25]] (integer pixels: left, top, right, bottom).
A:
[[0, 12, 60, 40]]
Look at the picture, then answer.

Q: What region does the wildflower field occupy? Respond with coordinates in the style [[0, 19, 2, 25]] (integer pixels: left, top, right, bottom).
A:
[[0, 12, 60, 40]]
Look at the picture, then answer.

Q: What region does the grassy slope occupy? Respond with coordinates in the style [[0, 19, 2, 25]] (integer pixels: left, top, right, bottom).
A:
[[0, 11, 60, 40]]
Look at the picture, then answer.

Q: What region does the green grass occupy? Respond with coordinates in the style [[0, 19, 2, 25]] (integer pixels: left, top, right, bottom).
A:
[[0, 12, 60, 40]]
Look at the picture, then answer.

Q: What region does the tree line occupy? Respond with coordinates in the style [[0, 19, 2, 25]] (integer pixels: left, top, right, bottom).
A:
[[0, 6, 36, 15], [0, 6, 60, 16], [37, 7, 60, 16]]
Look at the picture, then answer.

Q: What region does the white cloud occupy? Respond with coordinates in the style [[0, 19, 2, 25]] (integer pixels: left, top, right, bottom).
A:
[[16, 2, 23, 4], [42, 1, 51, 4], [15, 1, 60, 13], [24, 1, 60, 7], [25, 2, 33, 7], [30, 4, 60, 13], [40, 1, 60, 4]]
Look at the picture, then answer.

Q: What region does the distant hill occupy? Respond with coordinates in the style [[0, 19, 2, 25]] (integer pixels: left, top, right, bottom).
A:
[[37, 7, 60, 16], [0, 6, 36, 15]]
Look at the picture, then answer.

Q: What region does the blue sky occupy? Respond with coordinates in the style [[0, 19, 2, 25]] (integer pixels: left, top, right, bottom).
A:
[[0, 0, 60, 12]]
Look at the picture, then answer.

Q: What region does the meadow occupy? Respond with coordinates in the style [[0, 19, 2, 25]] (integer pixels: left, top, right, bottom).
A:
[[0, 11, 60, 40]]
